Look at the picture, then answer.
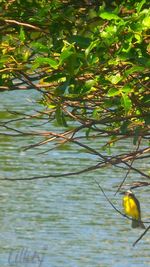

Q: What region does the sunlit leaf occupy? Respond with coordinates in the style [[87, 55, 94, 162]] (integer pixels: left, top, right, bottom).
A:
[[84, 80, 96, 90], [122, 85, 132, 94], [107, 74, 122, 85], [99, 12, 121, 21], [121, 93, 132, 113], [107, 88, 120, 97], [31, 42, 50, 53], [136, 0, 146, 13], [35, 57, 58, 69], [142, 15, 150, 28]]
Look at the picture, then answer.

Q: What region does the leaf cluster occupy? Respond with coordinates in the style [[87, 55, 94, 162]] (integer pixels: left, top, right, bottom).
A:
[[0, 0, 150, 147]]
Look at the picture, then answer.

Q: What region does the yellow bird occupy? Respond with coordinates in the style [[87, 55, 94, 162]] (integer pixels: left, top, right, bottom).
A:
[[122, 190, 145, 229]]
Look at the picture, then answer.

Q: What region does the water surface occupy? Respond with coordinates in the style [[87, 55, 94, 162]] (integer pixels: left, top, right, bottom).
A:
[[0, 90, 150, 267]]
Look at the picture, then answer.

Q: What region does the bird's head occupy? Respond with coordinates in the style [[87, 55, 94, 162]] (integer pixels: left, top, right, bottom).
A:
[[120, 189, 133, 196]]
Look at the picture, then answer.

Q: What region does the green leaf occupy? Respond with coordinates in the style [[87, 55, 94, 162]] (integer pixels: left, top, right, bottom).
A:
[[55, 107, 67, 127], [122, 85, 132, 94], [120, 121, 130, 134], [107, 74, 122, 85], [35, 57, 58, 69], [84, 79, 96, 90], [99, 12, 121, 21], [55, 80, 70, 95], [31, 42, 50, 53], [121, 93, 132, 113], [134, 33, 142, 43], [85, 39, 99, 57], [0, 55, 9, 66], [86, 127, 91, 139], [133, 126, 141, 145], [43, 73, 65, 83], [141, 95, 150, 106], [69, 35, 91, 48], [19, 27, 25, 42], [144, 116, 150, 125], [142, 15, 150, 28], [125, 66, 145, 76], [136, 0, 146, 13], [60, 49, 74, 64], [107, 88, 120, 97]]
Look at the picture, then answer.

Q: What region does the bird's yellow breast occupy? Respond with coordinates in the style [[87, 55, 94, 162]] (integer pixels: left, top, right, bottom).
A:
[[123, 195, 140, 219]]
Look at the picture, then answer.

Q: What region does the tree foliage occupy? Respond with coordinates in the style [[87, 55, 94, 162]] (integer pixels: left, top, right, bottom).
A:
[[0, 0, 150, 184]]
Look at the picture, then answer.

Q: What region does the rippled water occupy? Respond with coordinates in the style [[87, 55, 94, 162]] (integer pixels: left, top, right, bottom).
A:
[[0, 90, 150, 267]]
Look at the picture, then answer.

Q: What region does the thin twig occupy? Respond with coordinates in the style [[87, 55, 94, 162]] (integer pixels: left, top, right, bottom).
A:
[[4, 19, 42, 31], [0, 163, 101, 181], [115, 137, 142, 195], [133, 225, 150, 247], [94, 178, 129, 219]]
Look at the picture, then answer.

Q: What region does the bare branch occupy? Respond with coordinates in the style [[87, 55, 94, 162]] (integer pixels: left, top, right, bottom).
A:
[[115, 137, 142, 195], [133, 225, 150, 247], [3, 19, 42, 31]]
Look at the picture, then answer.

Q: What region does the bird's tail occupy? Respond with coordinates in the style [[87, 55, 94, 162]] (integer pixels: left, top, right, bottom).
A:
[[132, 218, 145, 229]]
